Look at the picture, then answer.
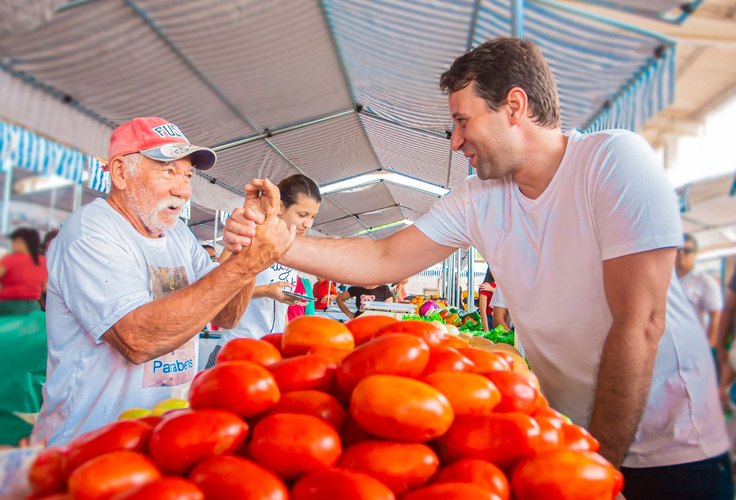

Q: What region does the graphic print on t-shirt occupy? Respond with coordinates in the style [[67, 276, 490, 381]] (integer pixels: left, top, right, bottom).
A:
[[142, 265, 196, 388], [358, 294, 376, 312]]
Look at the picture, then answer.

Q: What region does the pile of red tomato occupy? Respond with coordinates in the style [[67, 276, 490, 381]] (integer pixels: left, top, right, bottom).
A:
[[27, 315, 623, 499]]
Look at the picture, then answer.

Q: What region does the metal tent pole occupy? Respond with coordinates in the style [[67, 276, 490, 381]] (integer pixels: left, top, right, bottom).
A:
[[467, 247, 475, 312], [1, 161, 13, 235], [512, 0, 525, 38]]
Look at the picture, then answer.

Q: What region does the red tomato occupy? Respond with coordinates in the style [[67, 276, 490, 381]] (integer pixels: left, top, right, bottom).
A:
[[437, 335, 471, 350], [561, 422, 600, 452], [188, 360, 280, 417], [531, 405, 567, 426], [189, 455, 288, 499], [422, 348, 475, 375], [336, 334, 430, 397], [345, 315, 399, 345], [402, 482, 499, 500], [111, 477, 203, 500], [148, 409, 248, 475], [261, 333, 284, 353], [350, 375, 454, 442], [268, 354, 336, 393], [216, 338, 282, 366], [281, 316, 354, 357], [138, 415, 163, 428], [532, 416, 564, 454], [483, 371, 538, 414], [512, 449, 623, 500], [28, 446, 68, 497], [424, 372, 501, 416], [338, 440, 439, 495], [434, 458, 509, 499], [307, 346, 351, 366], [438, 414, 541, 469], [291, 469, 395, 500], [249, 413, 342, 481], [375, 320, 446, 347], [458, 348, 511, 373], [268, 390, 347, 430], [65, 420, 153, 474], [341, 416, 371, 447], [67, 451, 160, 500]]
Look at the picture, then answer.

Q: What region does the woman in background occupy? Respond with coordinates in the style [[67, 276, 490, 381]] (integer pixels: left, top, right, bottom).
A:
[[478, 268, 496, 332], [208, 174, 321, 366], [0, 228, 47, 316]]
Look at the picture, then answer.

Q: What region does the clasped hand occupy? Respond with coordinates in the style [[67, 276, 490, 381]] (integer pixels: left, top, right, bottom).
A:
[[223, 179, 296, 270]]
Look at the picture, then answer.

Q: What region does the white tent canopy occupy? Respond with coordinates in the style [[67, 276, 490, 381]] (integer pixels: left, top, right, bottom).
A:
[[0, 0, 676, 239]]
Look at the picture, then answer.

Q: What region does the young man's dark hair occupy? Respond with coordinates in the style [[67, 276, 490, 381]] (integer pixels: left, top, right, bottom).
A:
[[439, 37, 560, 128]]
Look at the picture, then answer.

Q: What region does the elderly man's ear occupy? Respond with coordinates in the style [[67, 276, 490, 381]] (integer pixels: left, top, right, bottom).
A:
[[108, 156, 132, 190]]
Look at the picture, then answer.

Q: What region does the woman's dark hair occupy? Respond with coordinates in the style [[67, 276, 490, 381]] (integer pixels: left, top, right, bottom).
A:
[[10, 227, 41, 265], [41, 229, 59, 255], [483, 267, 494, 283], [278, 174, 322, 209]]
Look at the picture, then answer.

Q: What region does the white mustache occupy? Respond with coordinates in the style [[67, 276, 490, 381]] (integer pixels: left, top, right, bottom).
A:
[[157, 197, 185, 212]]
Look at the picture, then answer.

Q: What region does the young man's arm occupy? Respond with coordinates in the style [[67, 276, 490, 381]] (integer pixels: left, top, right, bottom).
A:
[[587, 247, 675, 468], [279, 226, 455, 286]]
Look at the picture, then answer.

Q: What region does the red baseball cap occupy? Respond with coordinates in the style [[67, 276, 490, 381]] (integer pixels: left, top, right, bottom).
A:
[[107, 117, 216, 170]]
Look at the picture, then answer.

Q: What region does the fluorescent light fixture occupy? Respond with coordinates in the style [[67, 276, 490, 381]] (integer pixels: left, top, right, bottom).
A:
[[320, 170, 449, 197], [354, 219, 414, 236]]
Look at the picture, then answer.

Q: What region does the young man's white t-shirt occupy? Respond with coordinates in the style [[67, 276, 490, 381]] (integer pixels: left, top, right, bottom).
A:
[[414, 129, 728, 468], [679, 269, 723, 335], [218, 263, 299, 344], [33, 198, 216, 446]]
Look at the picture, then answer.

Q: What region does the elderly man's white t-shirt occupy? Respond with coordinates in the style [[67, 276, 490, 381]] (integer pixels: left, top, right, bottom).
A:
[[414, 129, 727, 468], [33, 198, 216, 446]]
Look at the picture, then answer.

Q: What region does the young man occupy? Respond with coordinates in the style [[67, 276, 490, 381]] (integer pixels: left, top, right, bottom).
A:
[[34, 117, 295, 446], [227, 39, 731, 498]]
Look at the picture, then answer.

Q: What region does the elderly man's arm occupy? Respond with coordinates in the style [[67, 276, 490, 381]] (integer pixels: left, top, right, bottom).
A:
[[104, 194, 295, 365], [587, 247, 675, 468]]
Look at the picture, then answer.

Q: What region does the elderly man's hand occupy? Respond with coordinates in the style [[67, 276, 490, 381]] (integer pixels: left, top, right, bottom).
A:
[[223, 179, 280, 253]]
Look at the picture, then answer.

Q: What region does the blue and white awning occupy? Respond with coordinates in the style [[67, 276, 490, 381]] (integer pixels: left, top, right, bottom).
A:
[[0, 120, 86, 184]]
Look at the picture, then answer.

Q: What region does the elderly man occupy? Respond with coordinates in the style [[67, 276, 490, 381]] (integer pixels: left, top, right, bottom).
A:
[[33, 117, 294, 446], [226, 38, 730, 499]]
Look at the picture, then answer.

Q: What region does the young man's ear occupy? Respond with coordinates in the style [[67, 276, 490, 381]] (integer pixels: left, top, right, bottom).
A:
[[506, 87, 528, 126], [108, 156, 130, 190]]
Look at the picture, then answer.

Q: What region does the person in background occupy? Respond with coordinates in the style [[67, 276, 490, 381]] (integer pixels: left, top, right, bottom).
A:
[[0, 227, 47, 316], [336, 284, 393, 320], [716, 269, 736, 408], [478, 268, 496, 332], [230, 38, 733, 498], [40, 229, 59, 256], [208, 174, 321, 367], [313, 277, 338, 311], [490, 285, 513, 332], [392, 278, 409, 302], [676, 233, 722, 348], [288, 274, 316, 320], [33, 117, 294, 446], [202, 244, 217, 262]]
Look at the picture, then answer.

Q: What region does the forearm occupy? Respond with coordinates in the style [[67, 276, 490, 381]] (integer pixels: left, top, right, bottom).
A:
[[715, 296, 735, 354], [337, 298, 354, 319], [105, 256, 260, 364], [280, 227, 454, 286], [707, 311, 721, 347], [588, 319, 662, 468]]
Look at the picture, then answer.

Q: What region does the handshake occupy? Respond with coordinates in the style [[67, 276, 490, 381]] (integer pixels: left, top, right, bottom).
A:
[[222, 179, 297, 273]]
